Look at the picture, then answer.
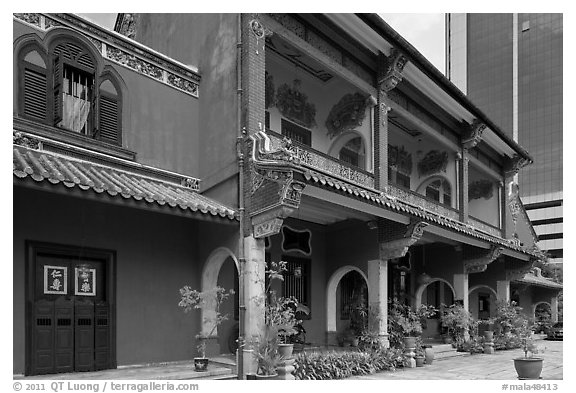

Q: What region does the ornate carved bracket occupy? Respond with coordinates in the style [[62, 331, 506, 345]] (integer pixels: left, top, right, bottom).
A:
[[506, 260, 536, 281], [248, 132, 306, 238], [464, 246, 503, 274], [504, 154, 530, 177], [379, 220, 428, 260], [378, 48, 408, 93], [462, 119, 486, 149]]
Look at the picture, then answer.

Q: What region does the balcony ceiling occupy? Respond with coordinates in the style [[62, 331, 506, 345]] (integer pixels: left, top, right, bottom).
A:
[[324, 13, 521, 160]]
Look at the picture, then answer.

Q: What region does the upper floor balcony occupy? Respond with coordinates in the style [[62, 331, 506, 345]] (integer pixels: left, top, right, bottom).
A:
[[263, 22, 503, 237]]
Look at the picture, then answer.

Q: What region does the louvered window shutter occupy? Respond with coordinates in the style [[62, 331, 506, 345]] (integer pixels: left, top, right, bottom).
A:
[[53, 56, 64, 126], [23, 63, 48, 122], [98, 93, 121, 145]]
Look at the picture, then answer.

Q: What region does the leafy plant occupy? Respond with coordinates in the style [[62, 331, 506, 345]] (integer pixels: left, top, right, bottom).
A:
[[255, 325, 284, 376], [293, 348, 404, 380], [178, 286, 235, 358], [387, 298, 428, 348], [439, 303, 473, 344]]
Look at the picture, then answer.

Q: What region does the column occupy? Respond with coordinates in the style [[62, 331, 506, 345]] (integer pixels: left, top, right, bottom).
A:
[[458, 148, 470, 222], [242, 235, 266, 377], [453, 273, 470, 341], [496, 280, 510, 303], [375, 52, 389, 190], [453, 273, 469, 312], [367, 259, 390, 348], [550, 296, 559, 323]]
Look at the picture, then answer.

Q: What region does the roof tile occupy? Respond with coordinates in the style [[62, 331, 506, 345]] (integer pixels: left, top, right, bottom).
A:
[[13, 145, 237, 221]]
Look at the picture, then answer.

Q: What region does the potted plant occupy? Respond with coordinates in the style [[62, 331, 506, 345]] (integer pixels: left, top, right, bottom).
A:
[[388, 298, 423, 349], [440, 303, 474, 346], [513, 320, 545, 379], [414, 339, 425, 367], [261, 261, 309, 359], [254, 325, 284, 379], [178, 285, 235, 371]]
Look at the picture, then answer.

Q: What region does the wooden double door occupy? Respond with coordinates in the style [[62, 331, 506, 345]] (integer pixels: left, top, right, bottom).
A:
[[28, 246, 114, 376]]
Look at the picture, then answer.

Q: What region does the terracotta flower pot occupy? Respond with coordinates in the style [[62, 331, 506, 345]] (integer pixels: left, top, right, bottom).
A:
[[278, 343, 294, 359], [415, 356, 425, 367], [194, 357, 209, 372], [513, 358, 543, 380], [403, 336, 417, 349], [255, 373, 278, 380], [424, 346, 434, 365]]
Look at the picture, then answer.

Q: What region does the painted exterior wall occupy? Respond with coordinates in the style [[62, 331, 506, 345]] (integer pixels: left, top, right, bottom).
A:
[[12, 188, 237, 374], [388, 125, 458, 209], [13, 20, 201, 178], [266, 52, 373, 171], [134, 14, 239, 205]]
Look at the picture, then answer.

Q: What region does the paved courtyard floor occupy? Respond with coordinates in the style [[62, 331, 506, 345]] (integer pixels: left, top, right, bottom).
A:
[[348, 339, 563, 380]]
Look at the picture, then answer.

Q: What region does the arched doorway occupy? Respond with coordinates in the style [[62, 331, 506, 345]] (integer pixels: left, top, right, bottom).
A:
[[326, 266, 369, 343], [415, 278, 456, 340], [469, 285, 497, 334], [532, 302, 552, 333], [201, 247, 239, 354]]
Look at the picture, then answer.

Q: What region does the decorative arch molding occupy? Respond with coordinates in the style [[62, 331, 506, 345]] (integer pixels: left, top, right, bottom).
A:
[[415, 278, 456, 309], [44, 27, 104, 72], [201, 247, 239, 337], [327, 130, 371, 172], [326, 265, 369, 332], [468, 284, 497, 298], [532, 301, 551, 319], [416, 174, 454, 195]]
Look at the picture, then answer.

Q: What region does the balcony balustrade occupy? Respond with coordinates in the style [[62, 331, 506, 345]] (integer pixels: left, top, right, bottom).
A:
[[267, 131, 375, 190]]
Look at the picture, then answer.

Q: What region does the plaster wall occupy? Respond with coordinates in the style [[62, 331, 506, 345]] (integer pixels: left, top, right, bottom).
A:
[[266, 52, 373, 171], [134, 14, 239, 200], [12, 188, 237, 374], [388, 125, 458, 208], [13, 20, 201, 178], [469, 165, 500, 227]]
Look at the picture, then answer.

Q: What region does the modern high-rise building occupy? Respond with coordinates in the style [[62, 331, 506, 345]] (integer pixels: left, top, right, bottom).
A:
[[446, 13, 563, 269]]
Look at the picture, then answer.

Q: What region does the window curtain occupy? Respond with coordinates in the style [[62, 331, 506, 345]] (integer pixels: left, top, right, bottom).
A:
[[62, 94, 90, 133]]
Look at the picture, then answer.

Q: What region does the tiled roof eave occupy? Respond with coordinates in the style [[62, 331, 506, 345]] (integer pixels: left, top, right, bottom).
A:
[[303, 169, 536, 257], [13, 145, 238, 221]]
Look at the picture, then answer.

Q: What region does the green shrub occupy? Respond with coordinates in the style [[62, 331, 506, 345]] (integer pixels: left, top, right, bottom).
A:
[[293, 348, 404, 380]]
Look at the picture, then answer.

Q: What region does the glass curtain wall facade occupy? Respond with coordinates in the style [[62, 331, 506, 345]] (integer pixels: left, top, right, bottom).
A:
[[446, 13, 563, 267]]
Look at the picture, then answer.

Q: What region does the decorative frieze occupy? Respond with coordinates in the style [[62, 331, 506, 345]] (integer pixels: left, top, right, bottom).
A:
[[106, 46, 164, 80], [14, 13, 41, 28], [386, 185, 460, 221], [267, 133, 375, 189], [13, 13, 200, 98]]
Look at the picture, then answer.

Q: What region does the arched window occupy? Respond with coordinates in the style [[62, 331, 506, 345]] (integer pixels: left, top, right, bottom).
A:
[[52, 41, 97, 135], [338, 137, 365, 170], [17, 34, 123, 146], [421, 178, 452, 207], [19, 47, 48, 123]]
